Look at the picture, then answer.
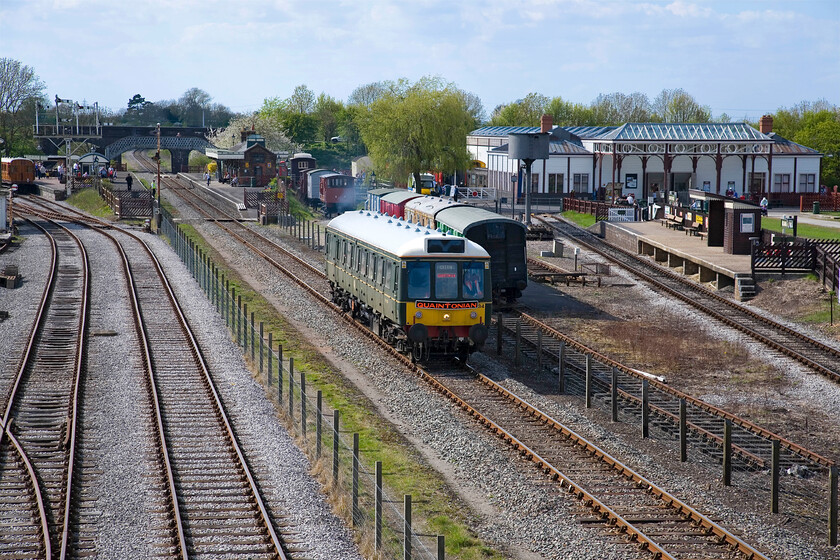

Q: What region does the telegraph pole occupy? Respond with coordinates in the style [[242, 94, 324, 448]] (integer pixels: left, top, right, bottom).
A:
[[156, 123, 161, 203]]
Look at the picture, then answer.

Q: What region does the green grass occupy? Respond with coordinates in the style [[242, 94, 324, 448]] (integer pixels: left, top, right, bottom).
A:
[[168, 219, 505, 559], [561, 210, 597, 228], [66, 188, 114, 219], [761, 217, 840, 240]]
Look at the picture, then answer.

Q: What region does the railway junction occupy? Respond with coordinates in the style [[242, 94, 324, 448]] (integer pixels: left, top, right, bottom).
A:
[[1, 155, 839, 560]]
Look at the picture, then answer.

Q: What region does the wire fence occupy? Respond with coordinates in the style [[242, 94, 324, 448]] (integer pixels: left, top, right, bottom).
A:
[[160, 209, 446, 559]]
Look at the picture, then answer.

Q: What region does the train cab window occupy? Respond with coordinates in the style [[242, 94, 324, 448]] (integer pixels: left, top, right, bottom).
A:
[[434, 262, 458, 300], [406, 262, 431, 299], [487, 223, 506, 240], [463, 262, 485, 299]]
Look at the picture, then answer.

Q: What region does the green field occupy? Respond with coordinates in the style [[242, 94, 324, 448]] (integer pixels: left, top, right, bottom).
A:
[[762, 217, 840, 241]]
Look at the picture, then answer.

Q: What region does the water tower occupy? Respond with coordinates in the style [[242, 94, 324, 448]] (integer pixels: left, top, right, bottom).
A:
[[507, 132, 549, 224]]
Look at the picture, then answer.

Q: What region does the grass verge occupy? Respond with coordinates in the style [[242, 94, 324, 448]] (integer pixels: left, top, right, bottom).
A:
[[762, 217, 840, 240], [561, 210, 597, 228], [66, 188, 115, 219]]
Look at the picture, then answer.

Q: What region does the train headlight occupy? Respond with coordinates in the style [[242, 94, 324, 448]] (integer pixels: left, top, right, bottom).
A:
[[470, 311, 477, 319], [443, 314, 451, 322], [415, 311, 423, 319]]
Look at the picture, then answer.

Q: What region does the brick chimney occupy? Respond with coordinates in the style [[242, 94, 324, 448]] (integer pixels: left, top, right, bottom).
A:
[[540, 114, 553, 133], [240, 127, 249, 142], [759, 114, 773, 134]]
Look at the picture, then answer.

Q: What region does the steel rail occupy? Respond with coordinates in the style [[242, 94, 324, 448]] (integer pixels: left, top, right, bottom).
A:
[[2, 215, 89, 559], [459, 364, 768, 559], [22, 197, 288, 559], [536, 215, 840, 383], [113, 165, 769, 558], [510, 310, 835, 469]]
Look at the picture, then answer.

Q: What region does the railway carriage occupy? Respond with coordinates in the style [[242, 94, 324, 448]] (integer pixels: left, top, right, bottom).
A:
[[319, 172, 356, 217], [366, 187, 400, 212], [325, 210, 491, 362], [1, 158, 36, 185], [404, 196, 464, 228], [434, 205, 528, 302], [380, 190, 423, 219], [289, 152, 316, 194]]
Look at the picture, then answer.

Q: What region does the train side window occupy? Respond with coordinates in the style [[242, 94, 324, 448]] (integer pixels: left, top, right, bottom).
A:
[[406, 262, 430, 299], [357, 248, 362, 272], [384, 261, 393, 288], [373, 256, 379, 282]]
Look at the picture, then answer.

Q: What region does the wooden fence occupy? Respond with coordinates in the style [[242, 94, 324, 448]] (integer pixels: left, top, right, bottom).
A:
[[797, 193, 840, 212], [751, 242, 816, 274], [815, 241, 840, 291], [561, 198, 623, 221], [95, 183, 152, 218]]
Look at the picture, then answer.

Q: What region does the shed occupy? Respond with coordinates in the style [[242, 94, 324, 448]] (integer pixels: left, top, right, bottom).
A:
[[724, 198, 762, 254]]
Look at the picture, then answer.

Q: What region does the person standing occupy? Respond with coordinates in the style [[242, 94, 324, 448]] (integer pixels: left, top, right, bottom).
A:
[[126, 174, 133, 191]]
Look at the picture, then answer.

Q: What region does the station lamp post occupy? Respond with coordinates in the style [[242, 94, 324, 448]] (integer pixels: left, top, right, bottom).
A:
[[155, 123, 161, 203]]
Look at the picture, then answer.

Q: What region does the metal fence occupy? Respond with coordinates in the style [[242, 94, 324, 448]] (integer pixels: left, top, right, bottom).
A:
[[160, 210, 446, 559], [496, 313, 838, 547]]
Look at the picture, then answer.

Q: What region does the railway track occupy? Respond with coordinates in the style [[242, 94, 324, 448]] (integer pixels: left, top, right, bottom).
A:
[[18, 199, 292, 559], [0, 217, 88, 559], [536, 215, 840, 383], [124, 177, 775, 558]]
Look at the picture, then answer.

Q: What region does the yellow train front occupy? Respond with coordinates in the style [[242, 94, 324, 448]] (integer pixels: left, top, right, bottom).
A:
[[325, 210, 491, 362]]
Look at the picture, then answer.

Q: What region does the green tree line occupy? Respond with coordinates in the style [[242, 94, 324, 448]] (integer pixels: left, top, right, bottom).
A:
[[2, 56, 838, 186]]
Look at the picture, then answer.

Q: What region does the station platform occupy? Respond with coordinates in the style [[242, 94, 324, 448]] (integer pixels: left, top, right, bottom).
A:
[[599, 220, 753, 293]]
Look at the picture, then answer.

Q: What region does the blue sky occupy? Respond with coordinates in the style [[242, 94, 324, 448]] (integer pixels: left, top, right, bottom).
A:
[[1, 0, 838, 121]]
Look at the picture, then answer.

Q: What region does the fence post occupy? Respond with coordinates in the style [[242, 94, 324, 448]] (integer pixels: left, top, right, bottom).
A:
[[300, 371, 307, 438], [333, 410, 340, 484], [267, 333, 273, 384], [352, 433, 359, 526], [585, 355, 592, 408], [404, 494, 412, 560], [830, 465, 837, 547], [316, 390, 323, 459], [723, 419, 732, 486], [496, 313, 503, 355], [259, 322, 264, 374], [642, 380, 649, 438], [679, 399, 687, 462], [558, 342, 565, 394], [375, 461, 383, 552], [611, 367, 618, 422], [236, 295, 242, 346], [289, 357, 295, 420], [514, 319, 521, 366], [250, 311, 255, 360], [437, 535, 445, 560], [771, 440, 780, 514]]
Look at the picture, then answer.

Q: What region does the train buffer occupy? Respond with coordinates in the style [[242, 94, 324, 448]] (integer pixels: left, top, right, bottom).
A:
[[1, 265, 20, 289]]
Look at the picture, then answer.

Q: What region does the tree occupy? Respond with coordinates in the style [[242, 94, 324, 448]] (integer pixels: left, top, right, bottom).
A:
[[124, 94, 151, 124], [287, 84, 315, 114], [207, 113, 293, 152], [651, 89, 710, 123], [355, 77, 473, 184], [314, 93, 343, 142], [793, 111, 840, 187], [0, 58, 46, 155], [489, 93, 549, 126], [177, 87, 213, 126]]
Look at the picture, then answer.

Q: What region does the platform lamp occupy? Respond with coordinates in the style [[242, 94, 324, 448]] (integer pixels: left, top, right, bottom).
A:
[[507, 132, 549, 225], [155, 123, 161, 203]]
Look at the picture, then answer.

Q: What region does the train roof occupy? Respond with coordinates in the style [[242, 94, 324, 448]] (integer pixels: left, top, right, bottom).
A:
[[405, 196, 465, 219], [1, 157, 34, 163], [368, 187, 401, 197], [381, 191, 423, 205], [327, 210, 490, 259], [434, 205, 527, 233]]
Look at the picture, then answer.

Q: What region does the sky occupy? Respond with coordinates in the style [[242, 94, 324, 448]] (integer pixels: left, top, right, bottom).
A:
[[1, 0, 838, 122]]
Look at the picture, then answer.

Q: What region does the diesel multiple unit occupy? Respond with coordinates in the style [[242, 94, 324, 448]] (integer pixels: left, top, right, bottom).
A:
[[325, 210, 491, 362]]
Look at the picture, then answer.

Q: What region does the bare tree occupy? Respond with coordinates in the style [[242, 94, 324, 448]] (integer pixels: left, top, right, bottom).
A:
[[0, 58, 45, 154], [651, 88, 711, 123]]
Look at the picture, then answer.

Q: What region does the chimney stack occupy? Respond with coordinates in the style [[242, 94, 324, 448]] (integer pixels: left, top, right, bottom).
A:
[[759, 114, 773, 134], [240, 127, 249, 142], [540, 114, 553, 134]]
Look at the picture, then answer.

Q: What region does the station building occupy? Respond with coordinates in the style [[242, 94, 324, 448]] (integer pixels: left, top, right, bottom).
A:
[[205, 129, 278, 187], [469, 115, 822, 204]]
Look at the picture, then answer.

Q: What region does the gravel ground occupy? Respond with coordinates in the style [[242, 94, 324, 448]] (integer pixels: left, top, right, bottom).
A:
[[73, 224, 172, 559], [233, 215, 840, 559], [143, 229, 365, 560]]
